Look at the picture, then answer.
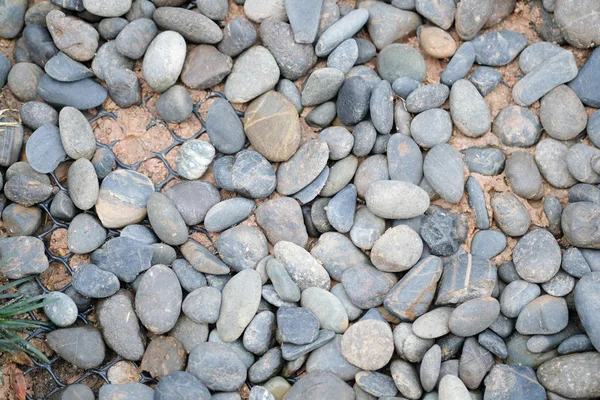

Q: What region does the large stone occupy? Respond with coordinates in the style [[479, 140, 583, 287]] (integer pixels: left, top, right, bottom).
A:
[[513, 229, 561, 283], [491, 192, 531, 237], [142, 31, 186, 93], [44, 52, 93, 82], [283, 371, 354, 400], [218, 18, 256, 57], [569, 46, 600, 107], [92, 237, 152, 282], [342, 264, 397, 309], [0, 0, 27, 39], [274, 241, 330, 291], [449, 297, 500, 337], [154, 371, 210, 400], [187, 342, 247, 391], [164, 180, 220, 226], [244, 91, 301, 162], [0, 236, 48, 279], [256, 197, 308, 247], [25, 124, 67, 174], [341, 319, 394, 370], [484, 365, 545, 400], [83, 0, 132, 16], [574, 272, 600, 352], [147, 192, 188, 246], [135, 265, 182, 334], [153, 7, 222, 44], [277, 138, 329, 195], [205, 98, 244, 154], [555, 0, 600, 48], [315, 9, 369, 56], [436, 253, 496, 305], [59, 107, 96, 160], [377, 43, 426, 83], [37, 75, 107, 110], [471, 30, 527, 66], [217, 269, 262, 342], [365, 180, 430, 219], [516, 295, 568, 335], [46, 10, 98, 61], [371, 225, 422, 272], [537, 353, 600, 398], [47, 326, 105, 369], [358, 1, 421, 50], [285, 0, 322, 43], [225, 46, 280, 103], [423, 143, 465, 204], [450, 79, 491, 138]]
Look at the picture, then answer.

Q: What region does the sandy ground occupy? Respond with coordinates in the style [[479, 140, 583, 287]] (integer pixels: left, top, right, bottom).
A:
[[0, 0, 593, 398]]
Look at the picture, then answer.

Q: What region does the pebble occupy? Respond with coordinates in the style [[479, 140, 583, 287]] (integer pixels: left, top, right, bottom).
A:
[[460, 337, 494, 389], [471, 230, 507, 259], [390, 359, 423, 399], [360, 1, 420, 50], [92, 41, 135, 81], [274, 241, 330, 291], [44, 291, 78, 327], [567, 143, 600, 183], [411, 108, 452, 148], [44, 52, 94, 82], [519, 42, 563, 74], [155, 85, 192, 123], [170, 316, 208, 354], [471, 30, 527, 66], [7, 62, 44, 102], [67, 160, 99, 213], [225, 46, 280, 103], [0, 0, 27, 39], [491, 192, 531, 237], [154, 371, 210, 400], [441, 42, 475, 86], [82, 0, 131, 16], [341, 319, 394, 370], [335, 76, 370, 126], [555, 0, 600, 48], [188, 342, 247, 391], [37, 75, 108, 109], [562, 202, 600, 248], [466, 177, 490, 229], [306, 335, 360, 380], [179, 47, 232, 91], [421, 211, 461, 256], [418, 25, 457, 58], [218, 18, 256, 57], [140, 336, 186, 378], [478, 330, 508, 359], [419, 345, 441, 392], [67, 213, 106, 254], [153, 7, 222, 44], [0, 236, 48, 279], [494, 105, 541, 147], [281, 329, 335, 361], [349, 206, 385, 250], [59, 107, 96, 161], [542, 270, 575, 296], [255, 197, 307, 247], [283, 0, 321, 44], [217, 269, 261, 342], [115, 18, 156, 60], [25, 126, 66, 174], [22, 24, 59, 67], [516, 295, 568, 335], [244, 310, 276, 355], [217, 226, 268, 272], [146, 192, 188, 245], [449, 297, 500, 337], [204, 198, 255, 232], [377, 43, 426, 83], [500, 280, 541, 318], [46, 10, 99, 61], [535, 138, 577, 189], [99, 18, 129, 40], [569, 183, 600, 203], [331, 284, 362, 321], [538, 352, 600, 398], [315, 9, 368, 57], [180, 240, 230, 275], [392, 76, 421, 99], [135, 265, 182, 334], [513, 50, 578, 106], [305, 101, 336, 128], [355, 38, 376, 64], [183, 287, 221, 324], [416, 0, 455, 29], [365, 180, 429, 219], [450, 79, 491, 137], [142, 31, 186, 93], [47, 327, 105, 369], [176, 140, 215, 180], [99, 383, 154, 399], [319, 159, 354, 198], [276, 79, 302, 114], [301, 69, 344, 108], [386, 133, 422, 184], [406, 84, 449, 114], [574, 272, 600, 352], [196, 0, 228, 20], [368, 80, 393, 134], [568, 46, 600, 107], [325, 184, 355, 233], [371, 225, 422, 272], [558, 334, 594, 354], [2, 204, 41, 236], [438, 253, 497, 305], [232, 150, 276, 199], [539, 84, 587, 141], [243, 0, 286, 23], [423, 143, 465, 203], [277, 138, 329, 195], [284, 371, 354, 400], [104, 66, 142, 108], [4, 174, 53, 207], [301, 287, 348, 333], [165, 180, 220, 226], [469, 66, 502, 96], [19, 101, 58, 130], [544, 195, 563, 237], [505, 151, 544, 199], [561, 248, 591, 278], [393, 324, 433, 363], [514, 229, 561, 283], [96, 169, 154, 228], [462, 147, 506, 176], [204, 98, 245, 154], [172, 259, 206, 292], [52, 385, 94, 400], [277, 307, 319, 345], [355, 371, 397, 397], [310, 232, 370, 280], [411, 307, 453, 339]]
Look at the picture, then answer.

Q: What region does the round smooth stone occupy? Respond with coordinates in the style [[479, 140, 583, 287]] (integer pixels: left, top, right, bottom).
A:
[[44, 291, 78, 327], [205, 98, 245, 154], [156, 85, 192, 123], [365, 180, 430, 219], [336, 76, 371, 126], [180, 45, 233, 90], [2, 204, 41, 236], [326, 184, 357, 233], [37, 75, 108, 110], [350, 206, 386, 250], [188, 342, 247, 391], [154, 371, 210, 400], [67, 213, 107, 254], [387, 133, 422, 185], [406, 83, 449, 114], [147, 192, 188, 246], [153, 7, 222, 44], [204, 198, 256, 233], [341, 319, 394, 370], [232, 150, 276, 199], [142, 31, 186, 93], [67, 159, 99, 211], [441, 42, 475, 86], [490, 192, 531, 237], [449, 297, 500, 337], [371, 225, 422, 272], [541, 270, 575, 297], [164, 180, 221, 226], [462, 146, 505, 175], [276, 307, 319, 345], [535, 138, 578, 189], [392, 76, 421, 99], [410, 108, 452, 148], [0, 236, 49, 279], [418, 25, 457, 58], [115, 18, 157, 60], [301, 287, 349, 333], [217, 269, 262, 342], [218, 18, 257, 57], [493, 105, 542, 147], [423, 143, 465, 204], [516, 295, 568, 335], [176, 140, 215, 180], [46, 10, 99, 62], [4, 175, 53, 207], [277, 138, 329, 195], [283, 371, 354, 400], [377, 43, 426, 83], [72, 263, 119, 298], [450, 79, 491, 137], [46, 327, 105, 369], [224, 46, 280, 104], [540, 84, 587, 140], [26, 124, 67, 174], [505, 151, 544, 200], [135, 265, 182, 334], [470, 230, 507, 260], [256, 197, 308, 247], [20, 101, 58, 130], [59, 107, 96, 161], [500, 280, 541, 318], [217, 226, 268, 272], [513, 229, 561, 283], [183, 287, 222, 324], [305, 101, 336, 128], [567, 144, 600, 184]]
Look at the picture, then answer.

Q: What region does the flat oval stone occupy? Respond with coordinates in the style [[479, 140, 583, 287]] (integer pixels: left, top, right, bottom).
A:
[[341, 319, 394, 370], [541, 270, 575, 297], [544, 195, 563, 237], [311, 232, 369, 281], [59, 107, 96, 161], [462, 146, 505, 175], [406, 83, 449, 114], [306, 334, 360, 380], [301, 287, 348, 334], [225, 46, 280, 103], [555, 0, 600, 48], [204, 198, 255, 233], [411, 108, 452, 148], [47, 326, 105, 369], [384, 255, 442, 321], [466, 177, 490, 229], [153, 7, 222, 44], [165, 180, 220, 226], [301, 68, 345, 107], [147, 192, 188, 246], [390, 359, 423, 399], [319, 126, 353, 161], [232, 150, 276, 199], [244, 310, 276, 355], [98, 17, 128, 40], [284, 371, 354, 400], [320, 158, 355, 198], [260, 18, 316, 81], [187, 342, 247, 391], [22, 24, 58, 67], [256, 197, 308, 247], [218, 18, 257, 57], [574, 272, 600, 352], [326, 184, 356, 233], [472, 30, 527, 66], [418, 25, 457, 58], [387, 133, 423, 185], [355, 371, 397, 397], [392, 76, 421, 99], [44, 52, 93, 82], [46, 10, 99, 62], [540, 84, 587, 140], [491, 192, 531, 237], [205, 98, 245, 154], [170, 316, 209, 354], [26, 124, 67, 174], [2, 204, 42, 236], [180, 240, 230, 275], [216, 226, 268, 272], [96, 169, 154, 228], [142, 30, 186, 93], [243, 0, 286, 23], [459, 337, 494, 389], [342, 264, 397, 309], [336, 76, 371, 126], [377, 43, 426, 83], [569, 46, 600, 107], [441, 42, 475, 86], [514, 229, 561, 283], [519, 42, 563, 74], [277, 306, 319, 345], [183, 286, 221, 324], [535, 138, 577, 188], [44, 291, 78, 327], [244, 90, 301, 162], [20, 101, 58, 130], [500, 280, 541, 318], [155, 85, 192, 123], [449, 297, 500, 337], [217, 269, 262, 342], [505, 151, 544, 200], [172, 259, 206, 293], [450, 79, 491, 137], [423, 143, 465, 204], [67, 213, 106, 254], [359, 1, 421, 50], [415, 0, 455, 29], [135, 264, 182, 334], [180, 45, 232, 90], [371, 225, 422, 272], [275, 241, 330, 291], [115, 18, 157, 60], [67, 159, 99, 211], [315, 9, 369, 56], [277, 138, 329, 195], [365, 180, 430, 219], [513, 50, 578, 106], [92, 237, 152, 282], [567, 143, 600, 184], [155, 371, 210, 400], [99, 383, 154, 399], [538, 352, 600, 398], [516, 295, 568, 335], [37, 75, 107, 109], [350, 206, 385, 250], [327, 38, 357, 74], [4, 175, 53, 207]]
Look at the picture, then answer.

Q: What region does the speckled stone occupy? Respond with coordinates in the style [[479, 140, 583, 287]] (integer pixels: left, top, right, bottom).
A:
[[462, 146, 506, 175], [436, 253, 496, 305], [47, 327, 105, 369], [135, 265, 182, 334], [274, 241, 330, 291], [187, 342, 247, 391], [441, 42, 475, 86], [514, 229, 561, 283], [471, 30, 527, 66], [180, 240, 230, 275], [217, 269, 262, 342], [341, 319, 394, 370], [44, 291, 78, 327], [165, 180, 221, 226], [0, 236, 49, 279], [491, 192, 531, 237], [176, 140, 215, 180]]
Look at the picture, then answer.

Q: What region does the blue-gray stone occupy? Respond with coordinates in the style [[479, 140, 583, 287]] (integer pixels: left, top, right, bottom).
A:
[[301, 68, 344, 107], [285, 0, 322, 44], [67, 214, 106, 254], [217, 226, 268, 272], [462, 146, 505, 175], [320, 157, 357, 198], [535, 139, 577, 190], [19, 101, 58, 130], [410, 108, 452, 148], [292, 166, 329, 205], [72, 263, 119, 298], [22, 24, 59, 67], [478, 329, 508, 359], [327, 38, 357, 74], [354, 154, 388, 199], [441, 42, 475, 86], [569, 183, 600, 204], [0, 0, 27, 39], [277, 307, 319, 345], [493, 105, 541, 147], [569, 46, 600, 107], [415, 0, 455, 29], [500, 280, 541, 318], [155, 371, 210, 400], [554, 0, 600, 48], [98, 17, 129, 40], [276, 79, 302, 114], [218, 17, 257, 57], [505, 150, 544, 200], [558, 334, 595, 355], [44, 52, 93, 82], [135, 264, 182, 334], [164, 180, 220, 226], [355, 38, 376, 64], [183, 286, 221, 324], [513, 50, 578, 106], [232, 150, 276, 199], [567, 143, 600, 184], [514, 229, 561, 283], [469, 66, 502, 96], [204, 198, 255, 233], [92, 237, 153, 282], [405, 83, 449, 114], [423, 143, 465, 203], [156, 85, 192, 123], [436, 253, 496, 305], [562, 248, 591, 278], [248, 347, 283, 383], [541, 270, 575, 297], [483, 365, 545, 400], [472, 30, 527, 66], [305, 102, 336, 128], [213, 156, 235, 191], [516, 295, 568, 335], [387, 133, 423, 185], [47, 326, 105, 369], [358, 1, 421, 50], [326, 184, 357, 233], [391, 76, 421, 99], [172, 259, 206, 292], [370, 80, 393, 134], [315, 9, 369, 57], [281, 329, 336, 361], [471, 230, 507, 260], [25, 124, 67, 174], [574, 272, 600, 352], [336, 76, 371, 126], [519, 42, 563, 74], [377, 43, 426, 83], [420, 211, 459, 256], [466, 177, 490, 229], [561, 202, 600, 249], [256, 197, 308, 247], [44, 291, 78, 327], [351, 121, 376, 157], [187, 342, 247, 391], [540, 84, 587, 140], [450, 79, 491, 138], [37, 75, 108, 110]]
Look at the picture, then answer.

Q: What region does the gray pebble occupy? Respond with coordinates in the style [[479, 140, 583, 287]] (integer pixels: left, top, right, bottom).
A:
[[67, 213, 106, 254], [359, 1, 421, 50], [450, 79, 491, 138], [516, 295, 568, 335], [377, 43, 426, 83], [19, 101, 58, 130], [412, 307, 453, 339], [561, 202, 600, 248], [466, 177, 489, 229], [574, 271, 600, 352], [505, 151, 544, 200], [491, 192, 531, 237], [406, 84, 449, 114], [115, 18, 156, 60], [217, 269, 262, 342], [153, 7, 222, 44], [310, 232, 369, 281], [98, 17, 128, 40], [232, 150, 276, 199], [47, 326, 105, 369], [181, 45, 233, 90], [519, 41, 563, 74], [142, 31, 186, 93], [183, 287, 221, 324], [341, 264, 397, 309], [436, 253, 496, 305], [164, 180, 220, 226], [301, 67, 344, 106], [449, 297, 500, 337], [327, 38, 358, 74], [542, 270, 575, 297], [569, 183, 600, 203], [212, 156, 235, 191], [256, 197, 308, 247], [180, 240, 229, 275], [104, 66, 142, 108], [540, 85, 587, 140], [72, 263, 119, 298], [326, 184, 357, 233], [336, 76, 371, 126], [514, 229, 561, 283], [7, 62, 44, 102], [243, 310, 276, 355], [187, 342, 246, 391], [4, 174, 53, 207], [146, 192, 188, 246], [2, 204, 41, 236], [44, 291, 78, 327], [569, 46, 600, 107], [22, 24, 58, 67], [204, 198, 255, 232], [218, 17, 256, 57], [472, 30, 527, 66], [277, 138, 329, 195], [135, 265, 182, 334], [48, 191, 76, 221], [462, 146, 505, 175], [411, 108, 452, 148], [535, 138, 577, 189], [370, 80, 394, 134], [350, 206, 385, 250], [558, 334, 594, 354], [365, 180, 430, 219], [44, 51, 93, 82], [423, 143, 465, 203], [127, 0, 155, 20], [415, 0, 455, 29], [441, 42, 475, 86], [156, 85, 192, 123], [354, 154, 389, 198], [305, 101, 336, 128], [567, 143, 600, 184], [469, 66, 502, 96], [37, 75, 107, 109], [276, 79, 302, 114], [59, 107, 96, 161], [478, 330, 508, 359], [172, 259, 206, 292], [216, 226, 268, 272], [500, 280, 541, 318], [151, 243, 176, 266], [293, 166, 329, 204], [92, 41, 135, 81], [392, 76, 421, 99], [46, 10, 98, 62], [315, 9, 369, 56], [459, 337, 494, 389], [471, 230, 507, 259], [285, 0, 322, 43]]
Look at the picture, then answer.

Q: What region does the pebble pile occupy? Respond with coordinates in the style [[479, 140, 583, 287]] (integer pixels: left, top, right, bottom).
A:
[[1, 0, 600, 399]]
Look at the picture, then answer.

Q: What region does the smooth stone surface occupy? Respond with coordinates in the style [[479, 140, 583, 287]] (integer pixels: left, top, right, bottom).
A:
[[44, 52, 93, 82], [47, 327, 105, 369], [244, 0, 286, 23], [176, 140, 215, 180], [172, 259, 207, 293], [569, 46, 600, 107], [243, 310, 276, 355], [67, 214, 106, 254], [449, 297, 500, 337], [390, 359, 423, 399], [115, 18, 157, 60], [472, 30, 527, 66], [544, 195, 563, 237], [218, 17, 256, 57], [491, 192, 531, 237], [25, 124, 67, 174], [59, 107, 96, 161], [216, 226, 268, 271], [418, 25, 457, 58], [277, 307, 319, 345], [415, 0, 455, 29], [306, 335, 360, 380], [2, 204, 42, 236], [67, 159, 99, 212], [371, 225, 422, 272], [537, 352, 600, 398], [285, 0, 322, 43], [156, 85, 192, 123], [232, 150, 276, 199], [180, 45, 232, 90], [441, 42, 475, 86], [153, 7, 222, 44], [183, 287, 222, 324], [412, 307, 453, 339], [180, 240, 230, 275], [225, 46, 280, 103], [142, 30, 186, 93], [277, 138, 329, 195], [217, 269, 262, 342], [450, 79, 491, 137], [204, 98, 245, 154], [37, 75, 107, 109], [459, 337, 494, 389], [466, 177, 490, 229], [365, 180, 430, 219], [500, 280, 541, 318], [514, 229, 561, 283], [44, 291, 78, 327], [411, 108, 452, 148], [350, 206, 385, 250], [341, 319, 394, 370], [315, 9, 368, 56], [154, 371, 210, 400], [204, 198, 255, 233], [283, 371, 354, 400], [574, 272, 600, 352], [505, 151, 544, 199], [406, 84, 449, 114], [462, 146, 506, 175], [359, 1, 421, 50], [469, 66, 502, 96], [471, 230, 507, 259], [377, 43, 426, 83], [423, 143, 465, 204], [519, 42, 563, 74], [387, 133, 422, 185], [46, 10, 99, 61], [567, 143, 600, 184], [135, 265, 182, 334], [535, 138, 577, 189], [484, 365, 545, 400], [4, 175, 53, 207], [301, 67, 344, 106], [281, 329, 335, 361], [165, 180, 221, 226], [540, 85, 587, 140], [275, 241, 330, 291], [187, 342, 247, 391], [555, 0, 600, 48], [310, 232, 370, 281], [516, 295, 568, 335], [256, 197, 307, 247], [0, 236, 49, 279], [20, 101, 58, 130]]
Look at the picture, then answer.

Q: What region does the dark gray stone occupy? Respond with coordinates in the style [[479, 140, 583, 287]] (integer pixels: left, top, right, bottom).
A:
[[420, 212, 459, 257], [277, 138, 329, 195], [491, 192, 531, 237], [243, 311, 276, 355], [562, 202, 600, 248], [47, 326, 105, 369], [306, 334, 359, 380], [326, 184, 356, 233], [7, 62, 43, 102], [500, 280, 541, 318], [355, 371, 397, 397], [285, 0, 322, 43], [120, 224, 157, 245], [276, 79, 302, 114], [217, 226, 268, 272], [466, 177, 490, 229], [370, 80, 393, 134], [537, 352, 600, 398], [462, 146, 505, 175], [67, 214, 106, 254], [514, 229, 561, 283], [151, 244, 176, 266], [183, 286, 221, 324], [406, 84, 449, 114], [535, 138, 577, 189], [99, 383, 153, 400], [377, 43, 426, 83], [154, 371, 210, 400], [44, 52, 93, 82], [0, 0, 27, 39], [574, 272, 600, 352], [558, 334, 594, 354], [472, 30, 527, 66], [305, 101, 336, 128], [205, 98, 245, 154], [292, 166, 329, 204], [562, 248, 591, 278], [187, 342, 247, 391], [232, 150, 276, 199], [567, 143, 600, 184], [181, 45, 232, 90], [172, 259, 206, 292], [387, 133, 423, 185], [98, 17, 129, 40], [415, 0, 455, 29], [469, 66, 502, 96], [449, 297, 500, 337], [104, 66, 142, 108], [441, 42, 475, 86], [327, 38, 357, 74], [484, 365, 545, 400], [436, 253, 496, 305], [146, 192, 188, 245], [4, 175, 53, 207], [165, 180, 220, 226], [342, 264, 397, 309], [569, 46, 600, 107], [359, 1, 420, 50], [281, 329, 336, 361], [156, 85, 192, 123], [554, 0, 600, 48], [248, 347, 283, 383], [92, 41, 135, 81], [336, 76, 371, 126], [544, 195, 563, 236], [513, 50, 578, 106], [92, 237, 152, 282], [479, 329, 508, 359], [391, 76, 421, 99], [310, 232, 369, 281], [152, 7, 222, 44], [516, 295, 568, 335], [569, 183, 600, 203], [256, 197, 308, 247], [135, 265, 181, 334], [471, 230, 507, 260], [169, 316, 208, 354], [505, 151, 544, 200], [355, 38, 376, 64], [37, 75, 107, 110], [520, 42, 563, 74], [22, 24, 58, 67], [218, 17, 256, 57], [204, 198, 255, 233], [459, 337, 494, 389], [19, 101, 58, 130]]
